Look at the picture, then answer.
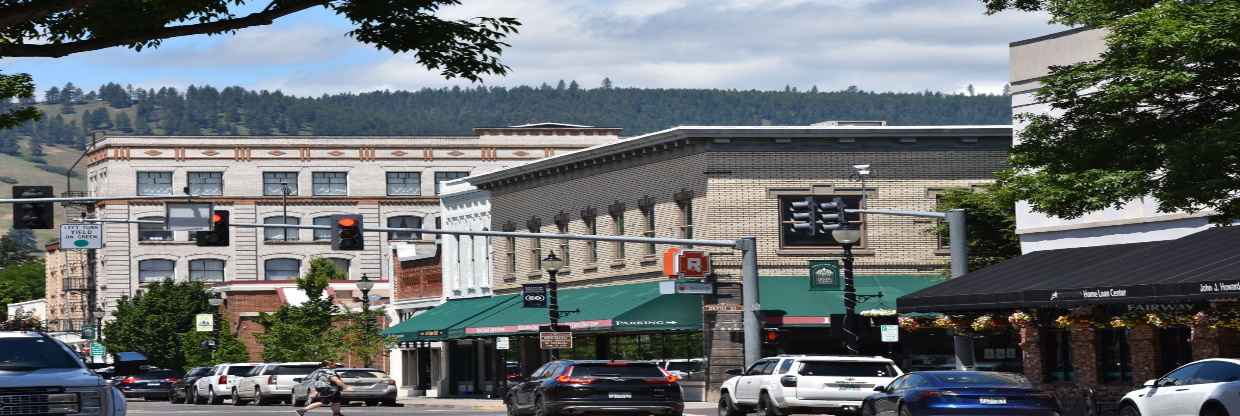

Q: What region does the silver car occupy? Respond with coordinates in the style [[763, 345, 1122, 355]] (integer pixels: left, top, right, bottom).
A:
[[232, 362, 319, 405], [290, 368, 397, 407]]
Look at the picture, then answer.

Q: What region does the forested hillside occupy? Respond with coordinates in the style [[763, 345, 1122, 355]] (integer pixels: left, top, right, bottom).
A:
[[0, 81, 1011, 155]]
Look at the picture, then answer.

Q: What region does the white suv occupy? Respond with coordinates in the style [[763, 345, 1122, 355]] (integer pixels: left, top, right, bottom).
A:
[[192, 362, 263, 405], [718, 355, 902, 416]]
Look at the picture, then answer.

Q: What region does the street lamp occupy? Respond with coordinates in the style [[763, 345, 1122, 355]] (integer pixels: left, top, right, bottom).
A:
[[542, 251, 565, 359], [356, 274, 376, 367], [832, 226, 863, 355], [207, 293, 223, 352]]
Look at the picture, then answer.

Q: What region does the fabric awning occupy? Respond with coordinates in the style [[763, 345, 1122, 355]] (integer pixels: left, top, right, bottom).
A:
[[462, 281, 703, 336], [383, 296, 515, 341], [760, 275, 944, 327], [899, 226, 1240, 313]]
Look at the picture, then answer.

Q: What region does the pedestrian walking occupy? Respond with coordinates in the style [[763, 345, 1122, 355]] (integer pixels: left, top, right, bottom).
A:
[[295, 360, 351, 416]]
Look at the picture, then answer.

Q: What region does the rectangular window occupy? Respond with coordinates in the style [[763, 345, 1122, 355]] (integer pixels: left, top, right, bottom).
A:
[[312, 172, 348, 196], [434, 171, 469, 195], [136, 172, 173, 196], [387, 216, 422, 240], [1042, 328, 1073, 382], [679, 200, 694, 240], [505, 236, 517, 276], [529, 238, 542, 273], [313, 216, 333, 241], [386, 172, 421, 196], [641, 207, 656, 255], [138, 259, 175, 283], [611, 214, 626, 259], [584, 216, 598, 264], [264, 216, 300, 241], [557, 222, 570, 269], [137, 216, 171, 241], [189, 259, 225, 282], [1096, 328, 1131, 383], [778, 195, 864, 247], [263, 172, 298, 196], [187, 172, 223, 196]]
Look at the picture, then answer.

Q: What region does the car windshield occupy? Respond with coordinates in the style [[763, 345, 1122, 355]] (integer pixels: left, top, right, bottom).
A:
[[929, 372, 1031, 387], [569, 363, 665, 378], [226, 366, 256, 376], [799, 361, 896, 378], [338, 370, 386, 379], [188, 368, 210, 377], [0, 337, 82, 370], [271, 365, 317, 375], [666, 362, 703, 373]]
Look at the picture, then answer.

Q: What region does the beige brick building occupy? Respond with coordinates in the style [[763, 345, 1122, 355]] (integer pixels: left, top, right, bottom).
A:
[[43, 242, 89, 335]]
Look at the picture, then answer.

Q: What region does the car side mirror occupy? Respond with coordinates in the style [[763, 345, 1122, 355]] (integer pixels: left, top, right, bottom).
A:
[[293, 378, 303, 383], [1144, 379, 1157, 387], [874, 385, 887, 392], [725, 368, 744, 376]]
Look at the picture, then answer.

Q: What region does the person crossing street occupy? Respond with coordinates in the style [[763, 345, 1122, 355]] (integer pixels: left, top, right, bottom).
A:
[[295, 361, 351, 416]]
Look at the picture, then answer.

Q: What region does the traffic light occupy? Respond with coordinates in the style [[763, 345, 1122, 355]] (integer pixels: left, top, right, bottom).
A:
[[763, 328, 782, 344], [786, 196, 818, 235], [817, 197, 847, 231], [331, 214, 364, 250], [12, 186, 53, 229], [195, 210, 230, 247]]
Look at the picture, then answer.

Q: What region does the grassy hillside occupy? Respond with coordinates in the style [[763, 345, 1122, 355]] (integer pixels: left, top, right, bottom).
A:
[[0, 140, 86, 244]]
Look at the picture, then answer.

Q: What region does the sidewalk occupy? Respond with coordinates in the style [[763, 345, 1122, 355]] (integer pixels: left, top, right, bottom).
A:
[[395, 396, 715, 411]]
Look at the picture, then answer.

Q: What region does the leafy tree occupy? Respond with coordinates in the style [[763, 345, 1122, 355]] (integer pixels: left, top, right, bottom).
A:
[[43, 86, 60, 104], [933, 187, 1020, 271], [601, 77, 613, 89], [180, 320, 250, 370], [102, 281, 214, 370], [335, 309, 395, 368], [0, 72, 38, 129], [114, 112, 133, 132], [255, 258, 343, 362], [0, 261, 44, 321], [985, 0, 1240, 223]]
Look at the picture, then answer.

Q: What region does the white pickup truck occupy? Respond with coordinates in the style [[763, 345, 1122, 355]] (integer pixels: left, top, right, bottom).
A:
[[718, 355, 902, 416]]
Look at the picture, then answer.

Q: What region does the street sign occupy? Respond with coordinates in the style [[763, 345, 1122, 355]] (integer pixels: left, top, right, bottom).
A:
[[195, 314, 214, 332], [660, 281, 715, 295], [539, 331, 572, 350], [702, 303, 743, 313], [880, 324, 899, 343], [496, 337, 510, 350], [59, 224, 102, 249], [81, 325, 95, 340], [522, 284, 548, 308], [418, 330, 443, 337], [809, 260, 841, 291], [663, 248, 711, 278], [90, 342, 105, 359], [166, 202, 214, 231]]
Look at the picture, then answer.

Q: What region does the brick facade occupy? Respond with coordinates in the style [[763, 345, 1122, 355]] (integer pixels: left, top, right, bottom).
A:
[[1127, 324, 1160, 386], [394, 249, 443, 301]]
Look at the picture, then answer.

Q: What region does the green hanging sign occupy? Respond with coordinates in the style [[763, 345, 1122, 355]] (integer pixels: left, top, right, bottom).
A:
[[809, 260, 841, 291]]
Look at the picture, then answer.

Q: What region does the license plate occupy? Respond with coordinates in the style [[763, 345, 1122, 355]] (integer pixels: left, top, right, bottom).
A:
[[608, 392, 632, 399], [146, 382, 161, 386], [979, 397, 1007, 405], [830, 384, 862, 390]]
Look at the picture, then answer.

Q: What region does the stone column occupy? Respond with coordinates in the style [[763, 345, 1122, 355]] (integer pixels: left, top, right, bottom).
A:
[[1069, 322, 1098, 385], [1128, 325, 1160, 385], [1018, 325, 1044, 385], [1192, 324, 1220, 361]]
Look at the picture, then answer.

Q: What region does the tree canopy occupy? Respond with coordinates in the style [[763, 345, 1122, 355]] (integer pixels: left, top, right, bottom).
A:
[[102, 281, 215, 370], [934, 187, 1020, 271], [986, 0, 1240, 223], [255, 257, 343, 362]]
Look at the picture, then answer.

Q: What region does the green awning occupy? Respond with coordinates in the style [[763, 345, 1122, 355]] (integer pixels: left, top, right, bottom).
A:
[[760, 275, 944, 327], [462, 281, 703, 337], [383, 295, 516, 341]]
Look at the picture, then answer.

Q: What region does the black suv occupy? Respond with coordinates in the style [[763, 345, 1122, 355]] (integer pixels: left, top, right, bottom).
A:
[[170, 367, 212, 404], [505, 360, 684, 416]]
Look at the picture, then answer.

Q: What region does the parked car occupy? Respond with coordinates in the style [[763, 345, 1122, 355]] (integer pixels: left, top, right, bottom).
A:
[[170, 366, 212, 404], [192, 362, 262, 405], [1119, 358, 1240, 416], [233, 362, 319, 405], [718, 355, 902, 416], [290, 367, 398, 407], [861, 371, 1059, 416], [115, 368, 182, 400], [0, 331, 127, 415], [504, 360, 685, 416], [659, 358, 706, 381]]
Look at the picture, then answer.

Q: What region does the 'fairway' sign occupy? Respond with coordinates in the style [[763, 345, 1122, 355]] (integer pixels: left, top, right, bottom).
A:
[[59, 224, 102, 249]]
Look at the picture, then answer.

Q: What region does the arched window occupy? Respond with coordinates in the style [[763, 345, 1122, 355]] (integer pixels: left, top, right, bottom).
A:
[[312, 216, 334, 241], [264, 258, 301, 280], [189, 259, 225, 282], [264, 216, 300, 241], [137, 216, 171, 241], [387, 216, 422, 241], [138, 259, 175, 283]]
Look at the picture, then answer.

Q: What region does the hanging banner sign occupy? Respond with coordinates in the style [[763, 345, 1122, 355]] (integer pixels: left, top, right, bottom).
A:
[[809, 260, 841, 291], [522, 284, 548, 308]]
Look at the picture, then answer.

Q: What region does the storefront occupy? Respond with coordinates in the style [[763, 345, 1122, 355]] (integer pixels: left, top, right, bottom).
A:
[[898, 226, 1240, 412]]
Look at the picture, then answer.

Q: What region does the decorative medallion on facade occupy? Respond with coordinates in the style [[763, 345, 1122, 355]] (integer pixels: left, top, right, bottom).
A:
[[513, 150, 529, 157], [447, 150, 465, 157], [328, 150, 345, 157], [144, 150, 162, 156], [202, 150, 219, 156], [267, 150, 287, 156], [391, 150, 408, 157]]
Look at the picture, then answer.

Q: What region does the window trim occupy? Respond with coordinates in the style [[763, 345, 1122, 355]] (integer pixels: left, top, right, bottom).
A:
[[386, 172, 422, 196], [433, 171, 470, 195], [262, 172, 299, 196], [263, 258, 302, 281], [186, 171, 224, 196], [138, 259, 175, 283], [312, 216, 334, 241], [136, 171, 174, 196], [386, 215, 423, 241], [311, 171, 349, 196], [188, 258, 225, 282], [263, 216, 301, 241], [136, 216, 171, 241]]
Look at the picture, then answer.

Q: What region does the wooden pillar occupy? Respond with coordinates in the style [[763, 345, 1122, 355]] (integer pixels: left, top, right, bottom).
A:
[[1018, 324, 1044, 385], [1128, 325, 1160, 385], [1069, 322, 1099, 385]]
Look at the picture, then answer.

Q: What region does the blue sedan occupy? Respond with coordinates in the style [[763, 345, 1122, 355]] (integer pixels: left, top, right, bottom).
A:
[[860, 371, 1061, 416]]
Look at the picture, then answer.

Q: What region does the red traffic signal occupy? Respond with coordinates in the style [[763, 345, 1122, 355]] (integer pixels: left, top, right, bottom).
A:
[[331, 214, 364, 250], [195, 210, 229, 247]]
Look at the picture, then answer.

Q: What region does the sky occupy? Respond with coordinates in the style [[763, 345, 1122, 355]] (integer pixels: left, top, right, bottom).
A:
[[3, 0, 1061, 97]]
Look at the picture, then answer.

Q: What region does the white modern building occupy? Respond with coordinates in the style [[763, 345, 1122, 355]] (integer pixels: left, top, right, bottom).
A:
[[1010, 28, 1214, 253]]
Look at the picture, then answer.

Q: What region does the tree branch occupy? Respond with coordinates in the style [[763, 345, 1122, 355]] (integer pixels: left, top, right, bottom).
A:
[[0, 0, 102, 31], [0, 0, 328, 58]]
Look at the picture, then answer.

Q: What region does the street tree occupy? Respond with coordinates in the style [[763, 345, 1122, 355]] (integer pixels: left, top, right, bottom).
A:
[[0, 72, 38, 130], [933, 186, 1021, 271], [180, 320, 250, 370], [102, 281, 214, 370], [335, 309, 394, 368], [0, 261, 45, 321], [255, 258, 343, 362], [983, 0, 1240, 223]]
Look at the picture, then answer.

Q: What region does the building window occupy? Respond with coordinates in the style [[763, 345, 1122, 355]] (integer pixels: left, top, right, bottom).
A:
[[138, 259, 175, 283], [582, 208, 598, 264], [387, 216, 422, 240], [187, 172, 223, 196], [434, 171, 469, 195], [639, 197, 656, 255], [137, 216, 171, 241], [263, 216, 300, 241], [312, 172, 348, 196], [555, 213, 571, 269], [189, 259, 225, 282], [386, 172, 421, 196], [505, 235, 517, 276], [1096, 328, 1131, 383], [264, 258, 301, 280], [136, 172, 173, 196], [611, 213, 626, 259], [527, 218, 542, 272], [312, 216, 334, 241], [778, 195, 864, 247], [1041, 328, 1073, 382], [1159, 327, 1194, 375], [263, 172, 298, 196], [675, 190, 694, 241], [328, 258, 350, 277]]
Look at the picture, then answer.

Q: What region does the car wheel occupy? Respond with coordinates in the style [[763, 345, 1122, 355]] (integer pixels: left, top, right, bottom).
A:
[[506, 396, 521, 416], [899, 403, 914, 416], [534, 394, 557, 416], [169, 391, 180, 404], [209, 388, 223, 405], [718, 392, 745, 416], [1120, 404, 1141, 416], [861, 401, 877, 416], [758, 392, 785, 416], [190, 388, 201, 405], [1202, 403, 1230, 416]]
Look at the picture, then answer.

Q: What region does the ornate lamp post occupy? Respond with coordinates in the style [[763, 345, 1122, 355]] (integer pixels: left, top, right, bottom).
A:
[[542, 251, 566, 359], [356, 274, 376, 329], [832, 226, 863, 355], [207, 293, 223, 351]]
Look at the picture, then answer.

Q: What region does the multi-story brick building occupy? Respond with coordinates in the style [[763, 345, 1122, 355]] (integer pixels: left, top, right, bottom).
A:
[[43, 242, 89, 336], [388, 123, 1011, 398], [81, 124, 619, 360]]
